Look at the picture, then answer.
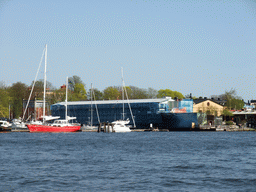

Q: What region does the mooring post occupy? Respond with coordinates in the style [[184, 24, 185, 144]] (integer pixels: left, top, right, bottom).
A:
[[98, 123, 101, 133], [107, 123, 110, 133], [111, 123, 114, 132], [103, 122, 106, 132]]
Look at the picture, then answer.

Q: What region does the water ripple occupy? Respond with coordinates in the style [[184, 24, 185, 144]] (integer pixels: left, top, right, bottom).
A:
[[0, 132, 256, 191]]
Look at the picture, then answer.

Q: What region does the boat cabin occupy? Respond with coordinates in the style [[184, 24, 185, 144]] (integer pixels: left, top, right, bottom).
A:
[[51, 120, 69, 127]]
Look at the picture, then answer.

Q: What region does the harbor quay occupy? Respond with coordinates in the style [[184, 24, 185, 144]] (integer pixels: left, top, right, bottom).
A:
[[2, 97, 256, 132]]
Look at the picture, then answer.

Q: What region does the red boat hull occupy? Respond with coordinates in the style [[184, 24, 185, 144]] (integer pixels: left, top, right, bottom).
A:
[[27, 124, 81, 132]]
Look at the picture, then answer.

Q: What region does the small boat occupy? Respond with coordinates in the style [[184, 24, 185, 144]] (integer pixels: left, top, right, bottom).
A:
[[81, 83, 101, 132], [81, 125, 99, 131], [11, 118, 29, 131], [0, 120, 12, 132], [27, 45, 81, 133], [112, 119, 131, 133]]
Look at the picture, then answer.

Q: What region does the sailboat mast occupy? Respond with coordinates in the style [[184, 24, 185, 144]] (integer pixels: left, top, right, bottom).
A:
[[43, 44, 47, 124], [122, 67, 136, 128], [66, 77, 68, 120], [122, 67, 124, 120], [22, 46, 45, 121], [90, 83, 93, 126]]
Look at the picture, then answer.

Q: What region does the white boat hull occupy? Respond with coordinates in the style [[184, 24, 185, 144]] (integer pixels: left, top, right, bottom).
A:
[[112, 119, 132, 133]]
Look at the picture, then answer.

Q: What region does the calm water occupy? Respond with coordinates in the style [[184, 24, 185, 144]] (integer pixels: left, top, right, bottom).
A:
[[1, 131, 256, 191]]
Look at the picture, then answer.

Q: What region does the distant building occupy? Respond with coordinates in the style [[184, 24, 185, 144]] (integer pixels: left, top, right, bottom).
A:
[[51, 97, 198, 130], [22, 99, 50, 121], [249, 100, 256, 108], [193, 98, 224, 116]]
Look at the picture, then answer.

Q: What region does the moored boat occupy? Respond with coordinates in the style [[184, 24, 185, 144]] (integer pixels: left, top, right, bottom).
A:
[[110, 68, 134, 133], [0, 120, 12, 132], [27, 120, 81, 132], [112, 119, 131, 133], [81, 83, 101, 132], [27, 45, 81, 133], [11, 118, 29, 131]]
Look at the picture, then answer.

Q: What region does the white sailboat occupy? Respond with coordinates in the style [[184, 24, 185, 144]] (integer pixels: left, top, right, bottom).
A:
[[82, 83, 100, 131], [12, 45, 46, 130], [112, 68, 135, 133], [11, 118, 27, 130]]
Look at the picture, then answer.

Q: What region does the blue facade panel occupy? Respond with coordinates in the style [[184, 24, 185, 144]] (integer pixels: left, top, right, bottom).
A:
[[51, 102, 161, 128], [179, 99, 193, 113]]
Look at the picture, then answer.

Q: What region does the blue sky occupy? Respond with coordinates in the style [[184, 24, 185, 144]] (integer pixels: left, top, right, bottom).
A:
[[0, 0, 256, 101]]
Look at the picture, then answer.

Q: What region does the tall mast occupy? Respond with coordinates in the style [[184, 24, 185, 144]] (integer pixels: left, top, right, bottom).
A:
[[22, 46, 45, 121], [66, 76, 68, 120], [92, 85, 101, 124], [90, 83, 93, 126], [9, 103, 10, 119], [43, 44, 47, 124], [121, 67, 124, 120], [122, 68, 136, 128]]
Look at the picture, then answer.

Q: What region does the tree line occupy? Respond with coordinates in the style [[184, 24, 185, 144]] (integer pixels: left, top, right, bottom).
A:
[[0, 75, 185, 119], [210, 88, 245, 111], [0, 74, 246, 119]]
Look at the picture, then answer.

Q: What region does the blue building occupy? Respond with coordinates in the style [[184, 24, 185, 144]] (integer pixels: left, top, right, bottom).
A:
[[179, 99, 193, 113], [51, 97, 198, 130]]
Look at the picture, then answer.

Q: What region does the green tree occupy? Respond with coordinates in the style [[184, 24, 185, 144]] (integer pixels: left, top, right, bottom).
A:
[[129, 86, 147, 99], [48, 88, 66, 105], [93, 89, 103, 100], [222, 108, 234, 121], [229, 98, 244, 110], [221, 88, 244, 110], [147, 87, 158, 99], [123, 86, 132, 99], [67, 75, 87, 101], [103, 86, 120, 100], [69, 83, 87, 101], [157, 89, 184, 99], [68, 75, 84, 91], [30, 79, 54, 100], [173, 91, 184, 99], [9, 82, 29, 118], [116, 86, 133, 100], [0, 87, 10, 118], [88, 88, 103, 101], [157, 89, 174, 98]]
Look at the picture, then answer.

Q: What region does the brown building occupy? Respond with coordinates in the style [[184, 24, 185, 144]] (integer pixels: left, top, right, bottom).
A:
[[22, 99, 50, 121]]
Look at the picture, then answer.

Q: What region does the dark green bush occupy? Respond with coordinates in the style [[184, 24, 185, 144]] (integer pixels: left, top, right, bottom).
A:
[[226, 121, 234, 125]]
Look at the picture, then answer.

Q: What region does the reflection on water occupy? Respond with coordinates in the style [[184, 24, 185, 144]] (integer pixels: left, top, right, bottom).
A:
[[1, 132, 256, 191]]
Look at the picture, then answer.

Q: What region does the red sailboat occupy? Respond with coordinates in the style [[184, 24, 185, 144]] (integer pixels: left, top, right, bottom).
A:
[[27, 116, 81, 133], [27, 45, 81, 133]]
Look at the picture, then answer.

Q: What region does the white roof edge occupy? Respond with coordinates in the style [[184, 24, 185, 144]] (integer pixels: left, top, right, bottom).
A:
[[52, 97, 175, 106], [232, 111, 256, 115]]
